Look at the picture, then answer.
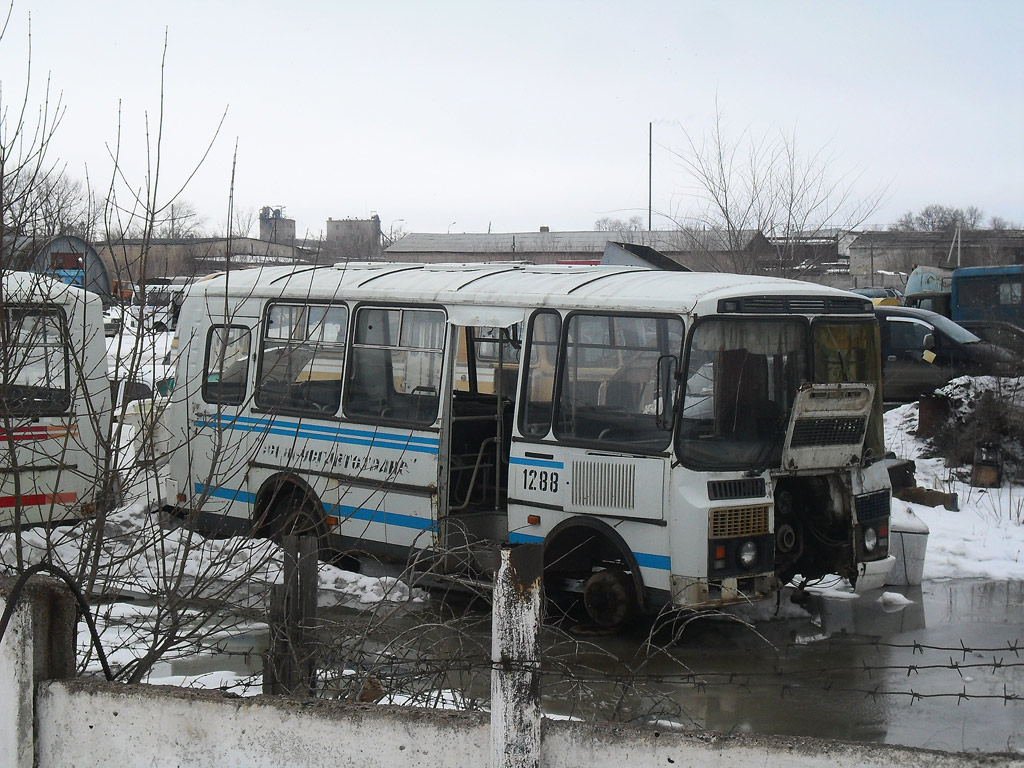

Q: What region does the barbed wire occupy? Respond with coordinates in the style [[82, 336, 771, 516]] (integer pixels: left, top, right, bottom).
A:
[[807, 636, 1023, 658]]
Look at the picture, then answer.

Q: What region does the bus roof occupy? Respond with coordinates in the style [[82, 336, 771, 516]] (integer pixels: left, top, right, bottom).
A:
[[2, 270, 101, 308], [953, 264, 1024, 279], [186, 262, 873, 318]]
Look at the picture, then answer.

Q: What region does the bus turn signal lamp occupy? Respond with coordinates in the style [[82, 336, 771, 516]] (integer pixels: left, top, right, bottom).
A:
[[527, 514, 541, 525], [713, 544, 727, 570]]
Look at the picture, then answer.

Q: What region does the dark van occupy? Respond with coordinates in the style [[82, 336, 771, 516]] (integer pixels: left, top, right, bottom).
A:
[[875, 305, 1019, 402]]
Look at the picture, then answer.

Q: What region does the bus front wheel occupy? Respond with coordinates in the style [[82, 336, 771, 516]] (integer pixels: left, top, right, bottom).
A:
[[583, 568, 638, 629]]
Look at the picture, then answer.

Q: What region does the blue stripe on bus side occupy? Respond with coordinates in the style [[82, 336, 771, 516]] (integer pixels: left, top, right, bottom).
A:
[[508, 532, 670, 571], [509, 456, 565, 469], [193, 484, 436, 533], [326, 503, 436, 532], [634, 552, 672, 570], [195, 483, 257, 505], [192, 415, 440, 455]]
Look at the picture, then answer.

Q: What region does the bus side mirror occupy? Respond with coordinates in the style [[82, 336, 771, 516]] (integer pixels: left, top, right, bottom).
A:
[[656, 355, 678, 430]]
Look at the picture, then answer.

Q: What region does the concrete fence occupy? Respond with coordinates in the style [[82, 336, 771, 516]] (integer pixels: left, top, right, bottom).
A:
[[2, 560, 1022, 768]]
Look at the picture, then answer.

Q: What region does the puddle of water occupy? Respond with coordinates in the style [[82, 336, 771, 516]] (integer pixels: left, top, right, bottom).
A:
[[591, 581, 1024, 752], [141, 578, 1024, 753]]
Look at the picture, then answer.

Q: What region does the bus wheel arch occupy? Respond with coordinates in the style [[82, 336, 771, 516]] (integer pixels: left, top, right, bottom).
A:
[[253, 474, 325, 543], [542, 516, 644, 628]]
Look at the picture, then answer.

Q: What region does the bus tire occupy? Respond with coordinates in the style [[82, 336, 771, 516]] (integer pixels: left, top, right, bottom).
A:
[[583, 568, 637, 629], [265, 488, 325, 549], [542, 517, 645, 631]]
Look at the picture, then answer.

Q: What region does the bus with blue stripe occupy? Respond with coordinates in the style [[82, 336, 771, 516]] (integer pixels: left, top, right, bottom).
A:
[[162, 261, 894, 628]]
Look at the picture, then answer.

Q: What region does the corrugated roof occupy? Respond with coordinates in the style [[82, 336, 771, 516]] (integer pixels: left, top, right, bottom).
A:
[[850, 230, 1024, 248], [385, 229, 765, 255]]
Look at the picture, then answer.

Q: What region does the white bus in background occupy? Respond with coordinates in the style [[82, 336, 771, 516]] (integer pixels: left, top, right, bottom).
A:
[[0, 272, 111, 528], [163, 262, 894, 628], [140, 277, 191, 332]]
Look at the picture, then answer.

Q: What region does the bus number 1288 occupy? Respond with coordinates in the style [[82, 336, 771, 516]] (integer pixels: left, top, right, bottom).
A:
[[523, 468, 559, 493]]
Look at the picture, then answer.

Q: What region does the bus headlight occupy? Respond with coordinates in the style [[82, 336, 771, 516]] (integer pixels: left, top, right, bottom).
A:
[[863, 526, 878, 553], [738, 540, 758, 570]]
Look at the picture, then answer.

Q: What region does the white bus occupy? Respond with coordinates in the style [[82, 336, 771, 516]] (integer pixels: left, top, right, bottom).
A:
[[0, 271, 111, 528], [164, 262, 894, 627], [140, 277, 191, 332]]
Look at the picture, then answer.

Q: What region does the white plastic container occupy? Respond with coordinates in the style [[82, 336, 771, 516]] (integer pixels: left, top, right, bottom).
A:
[[886, 503, 929, 586]]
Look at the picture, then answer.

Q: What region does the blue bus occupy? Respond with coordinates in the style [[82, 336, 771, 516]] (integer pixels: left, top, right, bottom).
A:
[[951, 264, 1024, 353]]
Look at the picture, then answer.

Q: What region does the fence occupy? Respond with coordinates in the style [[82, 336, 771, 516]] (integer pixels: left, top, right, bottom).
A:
[[2, 554, 1023, 768]]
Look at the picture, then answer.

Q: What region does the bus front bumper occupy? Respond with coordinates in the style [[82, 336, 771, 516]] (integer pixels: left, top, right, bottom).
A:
[[854, 555, 896, 593]]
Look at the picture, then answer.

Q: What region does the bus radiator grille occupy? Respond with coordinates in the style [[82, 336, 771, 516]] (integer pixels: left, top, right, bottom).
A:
[[709, 505, 770, 539], [707, 478, 766, 501], [855, 490, 890, 522], [790, 417, 866, 447], [571, 460, 636, 510]]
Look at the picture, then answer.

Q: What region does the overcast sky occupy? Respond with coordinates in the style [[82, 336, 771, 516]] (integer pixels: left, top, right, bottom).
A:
[[3, 1, 1021, 238]]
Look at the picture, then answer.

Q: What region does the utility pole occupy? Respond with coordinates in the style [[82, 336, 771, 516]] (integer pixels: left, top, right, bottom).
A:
[[648, 122, 653, 232]]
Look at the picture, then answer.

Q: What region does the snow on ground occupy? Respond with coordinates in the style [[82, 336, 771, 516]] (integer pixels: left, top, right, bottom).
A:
[[883, 378, 1024, 582]]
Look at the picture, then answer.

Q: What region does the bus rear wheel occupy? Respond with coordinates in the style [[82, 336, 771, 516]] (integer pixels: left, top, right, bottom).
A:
[[265, 490, 324, 547], [583, 568, 638, 629]]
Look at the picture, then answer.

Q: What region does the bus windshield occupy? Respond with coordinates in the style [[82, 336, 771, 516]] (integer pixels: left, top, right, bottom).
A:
[[0, 306, 71, 416], [677, 319, 806, 470]]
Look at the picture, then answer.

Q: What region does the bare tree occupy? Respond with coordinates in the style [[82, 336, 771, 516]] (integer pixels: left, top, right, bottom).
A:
[[0, 12, 287, 687], [157, 200, 204, 239], [889, 204, 986, 234], [667, 105, 887, 276], [35, 173, 96, 239], [594, 215, 644, 232], [988, 215, 1022, 230], [0, 4, 68, 262], [228, 205, 256, 239]]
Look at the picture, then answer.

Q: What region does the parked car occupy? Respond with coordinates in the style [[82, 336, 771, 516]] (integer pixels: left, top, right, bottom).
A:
[[875, 305, 1020, 402], [958, 319, 1024, 357]]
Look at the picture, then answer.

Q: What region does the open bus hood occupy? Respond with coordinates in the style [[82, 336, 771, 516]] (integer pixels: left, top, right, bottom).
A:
[[780, 383, 876, 471]]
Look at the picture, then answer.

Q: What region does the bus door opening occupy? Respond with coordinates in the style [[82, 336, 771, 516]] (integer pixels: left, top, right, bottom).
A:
[[446, 325, 521, 519]]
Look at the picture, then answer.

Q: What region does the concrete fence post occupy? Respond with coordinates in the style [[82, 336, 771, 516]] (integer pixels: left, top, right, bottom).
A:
[[0, 575, 77, 768], [490, 544, 543, 768]]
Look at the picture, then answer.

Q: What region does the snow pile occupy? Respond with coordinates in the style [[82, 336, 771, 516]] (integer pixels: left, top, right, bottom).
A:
[[919, 376, 1024, 482], [884, 376, 1024, 582]]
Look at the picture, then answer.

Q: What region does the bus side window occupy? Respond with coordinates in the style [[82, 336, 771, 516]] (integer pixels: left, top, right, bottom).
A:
[[345, 307, 443, 426], [255, 303, 347, 414], [999, 280, 1022, 306], [520, 312, 560, 438], [553, 313, 681, 448], [203, 325, 251, 406]]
